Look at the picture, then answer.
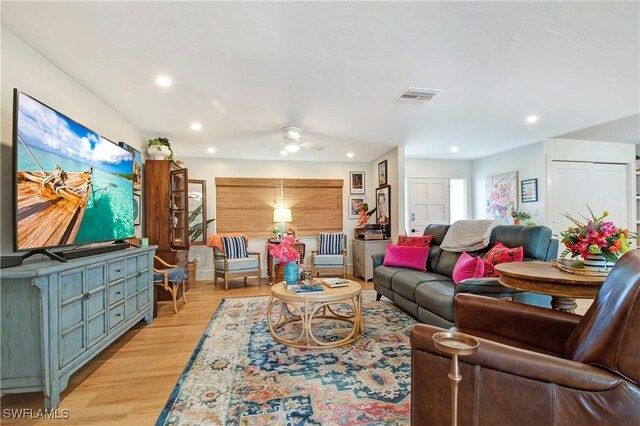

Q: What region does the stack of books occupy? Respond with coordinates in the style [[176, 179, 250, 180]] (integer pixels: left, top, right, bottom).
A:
[[287, 283, 324, 294], [321, 278, 350, 288]]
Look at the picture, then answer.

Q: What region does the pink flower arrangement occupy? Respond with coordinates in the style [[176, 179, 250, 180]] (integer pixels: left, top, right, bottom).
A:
[[560, 208, 634, 263], [268, 235, 300, 263]]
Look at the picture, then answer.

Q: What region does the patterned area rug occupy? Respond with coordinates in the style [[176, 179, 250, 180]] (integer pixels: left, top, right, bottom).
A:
[[157, 290, 416, 425]]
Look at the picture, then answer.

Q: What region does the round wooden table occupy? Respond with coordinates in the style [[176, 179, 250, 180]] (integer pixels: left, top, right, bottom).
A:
[[267, 280, 363, 349], [495, 261, 606, 312]]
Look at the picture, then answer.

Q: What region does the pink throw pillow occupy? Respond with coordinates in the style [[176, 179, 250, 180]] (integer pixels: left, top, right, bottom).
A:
[[397, 235, 434, 248], [482, 242, 524, 277], [383, 244, 430, 272], [452, 252, 485, 285]]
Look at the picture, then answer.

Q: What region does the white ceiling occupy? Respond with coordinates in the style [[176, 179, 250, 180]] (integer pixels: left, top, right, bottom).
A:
[[2, 2, 638, 162]]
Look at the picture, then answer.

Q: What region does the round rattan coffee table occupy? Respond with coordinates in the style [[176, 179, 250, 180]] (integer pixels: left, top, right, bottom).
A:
[[267, 280, 363, 349]]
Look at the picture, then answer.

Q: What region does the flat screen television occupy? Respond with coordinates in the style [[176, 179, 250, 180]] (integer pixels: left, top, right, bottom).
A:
[[13, 90, 135, 253]]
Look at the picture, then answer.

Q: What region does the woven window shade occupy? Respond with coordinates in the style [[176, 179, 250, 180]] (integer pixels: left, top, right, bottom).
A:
[[215, 178, 343, 237]]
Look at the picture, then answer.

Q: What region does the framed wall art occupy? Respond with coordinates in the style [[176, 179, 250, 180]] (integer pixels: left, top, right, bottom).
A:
[[485, 171, 518, 223], [375, 185, 391, 237], [350, 171, 365, 194], [348, 195, 367, 219], [378, 160, 388, 186], [521, 178, 538, 203], [119, 142, 142, 193]]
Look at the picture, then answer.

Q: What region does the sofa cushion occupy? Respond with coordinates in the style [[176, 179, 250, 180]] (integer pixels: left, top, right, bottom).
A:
[[393, 270, 450, 302], [398, 234, 434, 247], [318, 233, 344, 255], [490, 225, 552, 261], [215, 257, 258, 272], [373, 265, 405, 290], [423, 224, 451, 245], [482, 242, 524, 277], [452, 252, 485, 285], [221, 236, 248, 259], [313, 254, 344, 266], [415, 280, 456, 321], [383, 244, 430, 271]]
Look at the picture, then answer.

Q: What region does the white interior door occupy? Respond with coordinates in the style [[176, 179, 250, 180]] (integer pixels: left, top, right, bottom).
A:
[[547, 161, 627, 239], [409, 178, 450, 235]]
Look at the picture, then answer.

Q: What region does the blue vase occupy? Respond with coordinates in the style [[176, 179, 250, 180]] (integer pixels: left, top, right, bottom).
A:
[[284, 261, 299, 285]]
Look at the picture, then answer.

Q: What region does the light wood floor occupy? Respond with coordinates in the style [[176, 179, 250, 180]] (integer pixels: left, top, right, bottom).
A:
[[1, 277, 372, 425]]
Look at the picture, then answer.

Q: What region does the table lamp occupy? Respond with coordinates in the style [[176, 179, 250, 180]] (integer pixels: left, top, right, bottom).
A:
[[273, 208, 292, 239]]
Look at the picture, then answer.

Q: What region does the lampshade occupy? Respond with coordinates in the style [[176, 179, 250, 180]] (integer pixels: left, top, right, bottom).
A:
[[273, 208, 292, 223]]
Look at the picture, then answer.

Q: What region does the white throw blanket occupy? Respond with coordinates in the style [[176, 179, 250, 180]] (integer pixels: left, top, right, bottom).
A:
[[440, 220, 502, 252]]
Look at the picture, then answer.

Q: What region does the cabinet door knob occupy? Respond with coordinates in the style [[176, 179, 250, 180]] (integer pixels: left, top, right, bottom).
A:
[[137, 272, 142, 277], [116, 291, 121, 295], [115, 269, 122, 273], [115, 313, 121, 317], [85, 292, 92, 299]]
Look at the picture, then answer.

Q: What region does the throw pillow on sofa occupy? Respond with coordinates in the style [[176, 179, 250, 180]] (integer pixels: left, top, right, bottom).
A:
[[452, 252, 485, 284], [383, 244, 430, 272], [397, 234, 434, 248], [482, 241, 524, 277]]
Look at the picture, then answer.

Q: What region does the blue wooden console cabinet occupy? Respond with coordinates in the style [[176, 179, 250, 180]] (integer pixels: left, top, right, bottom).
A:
[[0, 246, 157, 409]]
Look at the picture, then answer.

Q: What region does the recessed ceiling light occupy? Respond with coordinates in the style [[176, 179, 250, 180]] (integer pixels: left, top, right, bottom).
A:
[[346, 152, 354, 158], [207, 147, 216, 153], [280, 150, 288, 156], [450, 146, 459, 153], [191, 122, 202, 131], [156, 75, 172, 87], [526, 115, 539, 124]]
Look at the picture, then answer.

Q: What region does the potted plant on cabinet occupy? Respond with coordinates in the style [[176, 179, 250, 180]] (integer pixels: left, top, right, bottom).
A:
[[147, 137, 173, 160]]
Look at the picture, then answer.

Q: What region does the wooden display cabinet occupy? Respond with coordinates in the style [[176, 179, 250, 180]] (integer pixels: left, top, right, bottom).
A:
[[145, 160, 189, 266]]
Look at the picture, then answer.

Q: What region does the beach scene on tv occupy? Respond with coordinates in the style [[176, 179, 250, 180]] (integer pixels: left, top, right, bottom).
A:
[[16, 92, 134, 250]]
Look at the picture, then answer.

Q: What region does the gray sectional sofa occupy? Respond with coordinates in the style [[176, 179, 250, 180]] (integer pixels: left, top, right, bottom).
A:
[[372, 224, 558, 328]]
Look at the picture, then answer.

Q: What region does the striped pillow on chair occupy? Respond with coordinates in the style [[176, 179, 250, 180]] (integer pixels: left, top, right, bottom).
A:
[[221, 236, 248, 259], [318, 233, 343, 255]]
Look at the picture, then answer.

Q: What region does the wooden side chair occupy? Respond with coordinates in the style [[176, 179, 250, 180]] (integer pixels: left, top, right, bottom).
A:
[[153, 255, 187, 314], [211, 234, 262, 291], [311, 233, 347, 278]]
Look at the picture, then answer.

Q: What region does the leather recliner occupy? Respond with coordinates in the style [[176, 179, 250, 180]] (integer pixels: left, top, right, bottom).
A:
[[411, 249, 640, 425]]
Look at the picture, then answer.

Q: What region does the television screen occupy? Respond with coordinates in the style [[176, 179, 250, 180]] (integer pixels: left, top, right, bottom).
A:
[[14, 91, 135, 251]]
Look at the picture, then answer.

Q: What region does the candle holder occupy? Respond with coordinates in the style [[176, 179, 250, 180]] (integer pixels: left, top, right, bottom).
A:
[[432, 331, 480, 426]]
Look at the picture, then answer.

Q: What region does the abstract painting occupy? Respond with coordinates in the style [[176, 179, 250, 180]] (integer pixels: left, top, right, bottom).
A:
[[485, 171, 518, 223]]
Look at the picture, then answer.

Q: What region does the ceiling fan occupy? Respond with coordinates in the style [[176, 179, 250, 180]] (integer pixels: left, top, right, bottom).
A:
[[279, 126, 325, 153]]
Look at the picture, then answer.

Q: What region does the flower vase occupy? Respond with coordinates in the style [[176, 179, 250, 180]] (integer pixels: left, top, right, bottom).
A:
[[284, 261, 299, 285], [583, 254, 615, 271]]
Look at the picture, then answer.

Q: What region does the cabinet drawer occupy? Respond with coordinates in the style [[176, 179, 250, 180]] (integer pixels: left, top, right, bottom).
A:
[[109, 302, 125, 329], [109, 282, 125, 305], [108, 260, 125, 282]]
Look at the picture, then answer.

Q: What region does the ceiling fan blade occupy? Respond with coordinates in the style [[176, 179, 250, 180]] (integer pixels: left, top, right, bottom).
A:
[[300, 142, 325, 151]]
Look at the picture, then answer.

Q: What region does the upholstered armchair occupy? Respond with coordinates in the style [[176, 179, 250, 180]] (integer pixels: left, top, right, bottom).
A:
[[410, 250, 640, 425], [210, 234, 262, 291], [153, 255, 188, 314], [311, 233, 347, 278]]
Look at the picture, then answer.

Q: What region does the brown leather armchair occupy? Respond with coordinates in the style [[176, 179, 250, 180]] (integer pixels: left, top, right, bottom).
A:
[[411, 250, 640, 426]]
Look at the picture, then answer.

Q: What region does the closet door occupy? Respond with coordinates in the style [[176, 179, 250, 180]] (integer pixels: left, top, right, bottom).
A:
[[547, 161, 627, 239]]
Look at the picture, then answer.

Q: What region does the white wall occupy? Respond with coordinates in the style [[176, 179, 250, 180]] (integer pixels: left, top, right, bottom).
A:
[[0, 26, 146, 254], [369, 147, 405, 242], [471, 142, 545, 224], [405, 158, 474, 222], [182, 157, 372, 279]]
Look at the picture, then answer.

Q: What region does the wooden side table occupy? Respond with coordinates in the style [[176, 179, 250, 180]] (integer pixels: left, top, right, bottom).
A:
[[495, 261, 605, 312], [267, 239, 306, 284]]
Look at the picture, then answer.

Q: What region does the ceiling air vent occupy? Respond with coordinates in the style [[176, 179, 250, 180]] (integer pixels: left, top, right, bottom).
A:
[[394, 87, 444, 105]]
